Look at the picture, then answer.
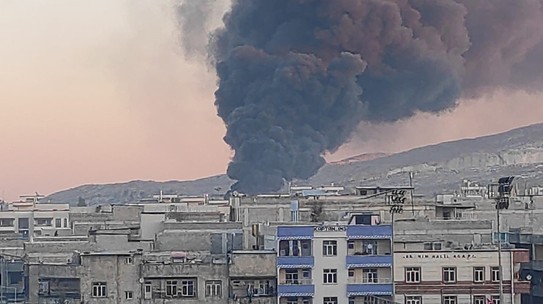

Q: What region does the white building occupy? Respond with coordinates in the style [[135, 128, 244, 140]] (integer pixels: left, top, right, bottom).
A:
[[276, 214, 393, 304], [0, 196, 70, 237]]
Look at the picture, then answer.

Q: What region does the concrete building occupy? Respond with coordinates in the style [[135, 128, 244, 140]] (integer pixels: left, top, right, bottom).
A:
[[393, 216, 530, 304], [394, 249, 530, 304], [229, 251, 277, 303], [0, 197, 70, 238], [140, 252, 227, 304], [510, 231, 543, 304], [276, 213, 393, 304]]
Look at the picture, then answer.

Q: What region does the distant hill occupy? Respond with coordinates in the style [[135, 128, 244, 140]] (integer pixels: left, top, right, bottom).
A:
[[330, 153, 389, 165], [45, 123, 543, 205]]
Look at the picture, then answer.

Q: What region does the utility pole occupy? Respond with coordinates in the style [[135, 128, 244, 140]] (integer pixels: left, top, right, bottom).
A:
[[387, 188, 407, 304], [497, 202, 504, 303], [0, 256, 2, 304], [490, 176, 515, 304]]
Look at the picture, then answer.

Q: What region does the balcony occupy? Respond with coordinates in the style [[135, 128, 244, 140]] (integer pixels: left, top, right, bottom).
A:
[[278, 279, 314, 297], [277, 226, 314, 240], [277, 256, 314, 269], [346, 225, 392, 240], [346, 255, 392, 268], [346, 281, 393, 297]]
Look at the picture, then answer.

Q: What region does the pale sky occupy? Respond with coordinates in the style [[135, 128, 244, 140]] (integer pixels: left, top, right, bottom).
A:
[[1, 1, 542, 201]]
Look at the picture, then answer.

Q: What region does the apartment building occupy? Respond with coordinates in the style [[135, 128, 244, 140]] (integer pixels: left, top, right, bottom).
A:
[[229, 251, 277, 303], [0, 197, 70, 237], [276, 213, 393, 304], [392, 216, 531, 304], [394, 249, 530, 304]]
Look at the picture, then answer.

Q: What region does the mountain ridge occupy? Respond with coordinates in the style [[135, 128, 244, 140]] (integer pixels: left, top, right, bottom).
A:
[[45, 123, 543, 205]]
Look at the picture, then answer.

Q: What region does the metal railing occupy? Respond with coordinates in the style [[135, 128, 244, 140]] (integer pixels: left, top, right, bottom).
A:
[[349, 278, 393, 284], [278, 278, 312, 285]]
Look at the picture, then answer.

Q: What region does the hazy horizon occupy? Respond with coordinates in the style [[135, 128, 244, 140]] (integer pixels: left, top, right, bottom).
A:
[[2, 1, 543, 201]]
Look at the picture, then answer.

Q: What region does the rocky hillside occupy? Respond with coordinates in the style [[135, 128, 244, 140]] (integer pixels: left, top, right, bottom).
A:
[[45, 123, 543, 205], [309, 123, 543, 195]]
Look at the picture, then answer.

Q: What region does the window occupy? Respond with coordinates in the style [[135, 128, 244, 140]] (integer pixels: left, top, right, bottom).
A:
[[302, 298, 311, 304], [442, 267, 456, 283], [442, 296, 457, 304], [473, 267, 485, 283], [323, 269, 337, 284], [279, 239, 312, 257], [493, 232, 509, 244], [405, 267, 421, 283], [180, 280, 195, 296], [205, 280, 221, 297], [474, 296, 499, 304], [363, 268, 378, 283], [248, 280, 273, 296], [473, 296, 485, 304], [323, 240, 337, 256], [91, 282, 107, 298], [0, 219, 14, 227], [361, 296, 378, 304], [144, 282, 152, 299], [348, 269, 354, 277], [285, 269, 299, 284], [405, 296, 422, 304], [286, 298, 298, 304], [166, 280, 178, 296], [491, 266, 501, 282], [55, 218, 62, 228], [64, 218, 68, 227], [35, 218, 52, 226], [424, 242, 442, 250], [302, 269, 311, 278], [125, 257, 133, 264], [125, 291, 133, 300], [323, 297, 338, 304], [348, 241, 355, 249]]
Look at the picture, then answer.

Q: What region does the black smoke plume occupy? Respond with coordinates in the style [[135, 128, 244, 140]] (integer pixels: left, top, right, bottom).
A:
[[210, 0, 543, 194]]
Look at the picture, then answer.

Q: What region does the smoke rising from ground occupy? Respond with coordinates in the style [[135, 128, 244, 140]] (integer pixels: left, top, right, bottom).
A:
[[210, 0, 543, 194]]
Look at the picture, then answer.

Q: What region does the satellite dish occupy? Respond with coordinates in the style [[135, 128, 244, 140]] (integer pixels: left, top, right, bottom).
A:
[[138, 278, 144, 284], [526, 274, 532, 281]]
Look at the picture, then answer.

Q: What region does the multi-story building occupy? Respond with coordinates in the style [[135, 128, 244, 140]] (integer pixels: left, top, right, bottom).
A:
[[393, 216, 531, 304], [276, 213, 393, 304], [394, 248, 530, 304], [0, 196, 70, 238], [229, 251, 277, 303], [510, 230, 543, 304]]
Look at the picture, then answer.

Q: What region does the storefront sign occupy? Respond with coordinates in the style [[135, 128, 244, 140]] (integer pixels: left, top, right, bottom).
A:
[[314, 225, 346, 232], [401, 253, 476, 260]]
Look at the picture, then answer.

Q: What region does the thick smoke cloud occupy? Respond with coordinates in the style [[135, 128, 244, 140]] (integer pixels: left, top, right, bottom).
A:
[[210, 0, 543, 194]]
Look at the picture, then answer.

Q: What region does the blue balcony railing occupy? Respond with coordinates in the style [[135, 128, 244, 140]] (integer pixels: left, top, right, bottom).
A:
[[277, 256, 314, 268], [346, 225, 392, 240], [346, 283, 393, 296], [278, 283, 314, 297], [346, 255, 392, 268]]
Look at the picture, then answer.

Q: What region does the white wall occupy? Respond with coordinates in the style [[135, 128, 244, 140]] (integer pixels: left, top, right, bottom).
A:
[[313, 230, 348, 304]]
